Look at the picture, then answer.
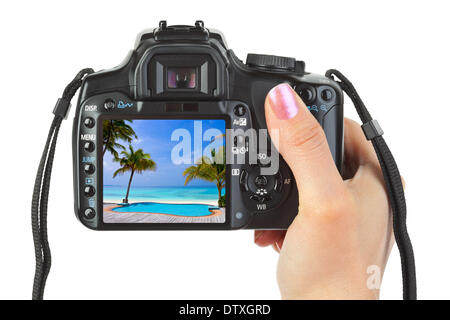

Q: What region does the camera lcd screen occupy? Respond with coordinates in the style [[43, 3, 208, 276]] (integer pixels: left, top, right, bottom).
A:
[[102, 119, 226, 224]]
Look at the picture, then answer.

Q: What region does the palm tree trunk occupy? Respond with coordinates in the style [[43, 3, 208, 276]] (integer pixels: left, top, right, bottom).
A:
[[124, 169, 135, 203], [217, 180, 222, 207], [103, 120, 113, 157]]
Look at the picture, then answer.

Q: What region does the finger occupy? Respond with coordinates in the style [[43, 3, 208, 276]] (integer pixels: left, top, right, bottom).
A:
[[343, 118, 379, 167], [343, 118, 385, 191], [254, 230, 286, 247], [272, 236, 285, 253], [342, 118, 379, 179], [265, 83, 345, 204], [344, 118, 406, 191]]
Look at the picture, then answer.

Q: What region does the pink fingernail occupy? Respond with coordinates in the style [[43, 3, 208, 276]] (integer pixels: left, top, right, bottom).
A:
[[268, 83, 300, 120]]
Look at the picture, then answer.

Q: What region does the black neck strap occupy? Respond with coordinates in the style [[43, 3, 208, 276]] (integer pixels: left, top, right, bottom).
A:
[[31, 69, 416, 300], [31, 69, 94, 300], [326, 69, 417, 300]]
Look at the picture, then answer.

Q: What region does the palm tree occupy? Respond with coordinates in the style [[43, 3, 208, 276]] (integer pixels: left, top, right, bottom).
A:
[[113, 145, 156, 204], [103, 120, 137, 158], [183, 146, 226, 207]]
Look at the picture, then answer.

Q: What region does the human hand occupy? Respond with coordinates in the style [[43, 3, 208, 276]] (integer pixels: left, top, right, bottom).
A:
[[254, 83, 395, 300]]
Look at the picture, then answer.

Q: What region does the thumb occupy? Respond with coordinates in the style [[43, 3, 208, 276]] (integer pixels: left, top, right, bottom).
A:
[[265, 83, 344, 205]]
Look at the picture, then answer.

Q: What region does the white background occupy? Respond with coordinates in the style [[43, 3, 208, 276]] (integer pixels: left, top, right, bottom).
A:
[[0, 0, 449, 300]]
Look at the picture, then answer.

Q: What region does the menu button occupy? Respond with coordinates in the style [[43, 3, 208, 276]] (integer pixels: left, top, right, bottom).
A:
[[83, 141, 95, 153]]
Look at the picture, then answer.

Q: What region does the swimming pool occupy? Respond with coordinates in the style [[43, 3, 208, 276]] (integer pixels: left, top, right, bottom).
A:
[[111, 202, 218, 217]]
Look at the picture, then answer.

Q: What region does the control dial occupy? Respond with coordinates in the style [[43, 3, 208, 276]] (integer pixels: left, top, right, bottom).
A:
[[240, 168, 284, 206], [246, 54, 296, 71]]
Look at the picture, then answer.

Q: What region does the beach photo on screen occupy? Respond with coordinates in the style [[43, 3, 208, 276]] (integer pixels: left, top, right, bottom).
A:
[[102, 119, 226, 223]]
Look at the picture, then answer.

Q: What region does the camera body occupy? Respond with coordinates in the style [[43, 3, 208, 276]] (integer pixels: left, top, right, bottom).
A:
[[73, 21, 343, 230]]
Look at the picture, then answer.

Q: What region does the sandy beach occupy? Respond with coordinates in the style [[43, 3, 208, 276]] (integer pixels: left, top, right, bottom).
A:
[[103, 202, 225, 223]]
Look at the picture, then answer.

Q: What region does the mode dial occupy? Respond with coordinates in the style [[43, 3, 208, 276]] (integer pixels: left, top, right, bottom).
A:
[[246, 54, 296, 71]]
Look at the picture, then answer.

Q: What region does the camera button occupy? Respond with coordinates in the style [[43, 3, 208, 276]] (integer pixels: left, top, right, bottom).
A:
[[104, 99, 115, 111], [83, 141, 95, 153], [254, 175, 268, 188], [298, 87, 315, 104], [83, 208, 96, 220], [321, 89, 333, 102], [233, 105, 246, 117], [84, 163, 96, 175], [234, 135, 245, 147], [84, 186, 96, 197], [235, 212, 244, 220], [84, 117, 95, 128], [274, 172, 283, 192], [240, 169, 249, 192]]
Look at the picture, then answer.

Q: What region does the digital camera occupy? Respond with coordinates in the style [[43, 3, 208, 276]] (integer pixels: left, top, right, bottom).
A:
[[73, 21, 344, 230]]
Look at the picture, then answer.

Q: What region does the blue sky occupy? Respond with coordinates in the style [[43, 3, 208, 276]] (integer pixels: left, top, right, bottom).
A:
[[103, 119, 225, 187]]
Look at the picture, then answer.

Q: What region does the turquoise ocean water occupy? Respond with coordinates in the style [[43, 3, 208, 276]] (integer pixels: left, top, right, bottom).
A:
[[103, 185, 221, 204], [112, 202, 214, 216]]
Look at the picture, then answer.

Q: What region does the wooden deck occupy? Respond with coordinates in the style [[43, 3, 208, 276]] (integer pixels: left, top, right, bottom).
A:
[[103, 204, 226, 223]]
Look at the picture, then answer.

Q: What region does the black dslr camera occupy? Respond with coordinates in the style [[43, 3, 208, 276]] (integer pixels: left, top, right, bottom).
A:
[[33, 20, 415, 300], [73, 20, 343, 230]]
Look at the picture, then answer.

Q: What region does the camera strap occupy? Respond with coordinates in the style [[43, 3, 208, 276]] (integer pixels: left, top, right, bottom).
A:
[[31, 68, 94, 300], [326, 69, 417, 300], [31, 68, 416, 300]]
